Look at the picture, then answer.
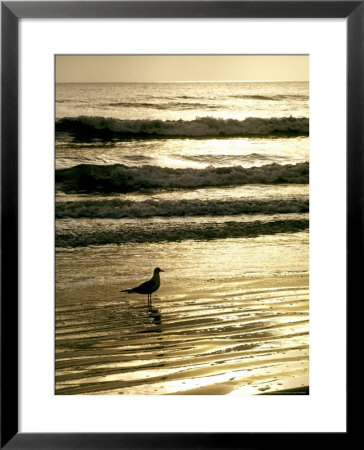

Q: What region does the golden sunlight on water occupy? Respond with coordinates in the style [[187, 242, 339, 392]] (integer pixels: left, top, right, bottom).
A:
[[55, 233, 308, 395], [55, 136, 309, 170]]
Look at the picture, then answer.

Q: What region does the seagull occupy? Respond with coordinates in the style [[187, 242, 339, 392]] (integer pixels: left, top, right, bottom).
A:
[[120, 267, 164, 308]]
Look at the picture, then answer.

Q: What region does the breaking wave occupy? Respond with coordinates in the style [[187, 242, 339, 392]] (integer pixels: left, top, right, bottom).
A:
[[56, 198, 309, 219], [56, 217, 309, 247], [56, 162, 309, 193], [55, 115, 309, 141]]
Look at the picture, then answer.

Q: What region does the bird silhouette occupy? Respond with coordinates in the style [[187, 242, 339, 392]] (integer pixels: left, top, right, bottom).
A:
[[121, 267, 164, 308]]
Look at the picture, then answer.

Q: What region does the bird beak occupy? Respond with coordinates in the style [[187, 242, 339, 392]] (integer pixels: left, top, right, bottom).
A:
[[160, 269, 164, 272]]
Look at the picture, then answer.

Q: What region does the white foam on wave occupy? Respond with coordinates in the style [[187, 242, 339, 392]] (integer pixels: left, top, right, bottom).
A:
[[56, 115, 309, 139], [56, 197, 309, 219], [55, 162, 309, 193]]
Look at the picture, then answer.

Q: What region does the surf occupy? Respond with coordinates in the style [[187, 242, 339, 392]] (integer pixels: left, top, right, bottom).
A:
[[56, 115, 309, 141], [56, 161, 309, 193]]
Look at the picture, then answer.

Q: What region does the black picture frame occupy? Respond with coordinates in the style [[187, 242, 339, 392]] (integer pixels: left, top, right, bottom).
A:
[[1, 1, 357, 448]]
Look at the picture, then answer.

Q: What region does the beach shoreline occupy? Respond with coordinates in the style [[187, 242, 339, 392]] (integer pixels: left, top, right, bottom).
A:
[[56, 242, 309, 396]]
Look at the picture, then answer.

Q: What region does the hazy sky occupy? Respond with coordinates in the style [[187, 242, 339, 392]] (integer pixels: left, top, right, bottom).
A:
[[56, 55, 308, 83]]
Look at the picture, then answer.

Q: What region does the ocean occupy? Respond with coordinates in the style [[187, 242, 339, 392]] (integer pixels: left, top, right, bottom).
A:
[[55, 81, 309, 395]]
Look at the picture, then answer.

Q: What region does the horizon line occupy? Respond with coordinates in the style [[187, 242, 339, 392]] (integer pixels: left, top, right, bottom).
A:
[[56, 80, 309, 84]]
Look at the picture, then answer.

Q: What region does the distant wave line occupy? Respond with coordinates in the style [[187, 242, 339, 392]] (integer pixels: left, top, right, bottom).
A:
[[229, 94, 309, 101], [103, 101, 221, 110]]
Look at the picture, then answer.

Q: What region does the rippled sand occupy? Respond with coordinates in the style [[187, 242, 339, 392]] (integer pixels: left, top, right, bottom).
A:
[[55, 234, 309, 395]]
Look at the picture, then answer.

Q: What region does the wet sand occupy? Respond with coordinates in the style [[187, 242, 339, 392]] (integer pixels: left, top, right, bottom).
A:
[[56, 244, 308, 395]]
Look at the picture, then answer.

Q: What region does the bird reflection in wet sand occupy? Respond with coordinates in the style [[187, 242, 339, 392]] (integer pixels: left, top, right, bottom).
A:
[[121, 267, 164, 309], [148, 306, 162, 327]]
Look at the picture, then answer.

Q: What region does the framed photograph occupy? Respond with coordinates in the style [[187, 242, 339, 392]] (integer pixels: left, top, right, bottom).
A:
[[2, 1, 356, 448], [55, 53, 310, 397]]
